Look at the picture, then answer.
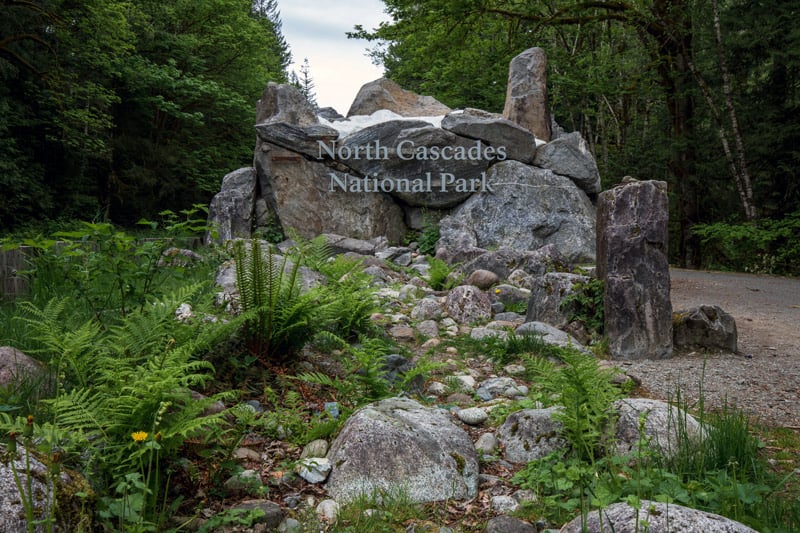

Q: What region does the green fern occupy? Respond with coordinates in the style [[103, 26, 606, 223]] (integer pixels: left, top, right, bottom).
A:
[[522, 348, 621, 462], [233, 240, 322, 365]]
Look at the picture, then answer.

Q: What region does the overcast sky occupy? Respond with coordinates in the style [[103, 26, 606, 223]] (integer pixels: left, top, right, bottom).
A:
[[278, 0, 389, 114]]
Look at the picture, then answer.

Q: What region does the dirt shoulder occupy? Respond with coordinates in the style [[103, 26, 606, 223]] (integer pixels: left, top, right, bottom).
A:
[[620, 268, 800, 428]]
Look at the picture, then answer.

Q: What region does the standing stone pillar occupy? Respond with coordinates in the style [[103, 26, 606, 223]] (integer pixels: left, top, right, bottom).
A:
[[597, 180, 672, 359], [503, 47, 552, 142]]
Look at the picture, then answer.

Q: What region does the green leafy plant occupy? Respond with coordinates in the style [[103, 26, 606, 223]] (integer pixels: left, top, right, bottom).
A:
[[233, 239, 322, 366], [522, 347, 622, 462], [426, 256, 460, 291], [417, 221, 440, 256], [694, 212, 800, 275], [15, 207, 211, 323], [560, 278, 605, 336], [2, 285, 234, 531]]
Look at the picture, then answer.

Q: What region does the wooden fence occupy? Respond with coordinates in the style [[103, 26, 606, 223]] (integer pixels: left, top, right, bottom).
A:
[[0, 237, 203, 302], [0, 246, 31, 302]]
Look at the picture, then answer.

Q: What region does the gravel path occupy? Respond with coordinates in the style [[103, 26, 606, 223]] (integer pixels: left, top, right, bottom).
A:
[[621, 268, 800, 428]]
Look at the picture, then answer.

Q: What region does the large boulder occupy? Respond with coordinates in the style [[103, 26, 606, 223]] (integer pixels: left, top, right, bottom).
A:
[[206, 168, 257, 244], [503, 47, 551, 141], [256, 81, 318, 127], [673, 305, 737, 352], [0, 347, 45, 388], [458, 245, 570, 280], [441, 108, 539, 164], [437, 161, 596, 263], [255, 142, 407, 243], [613, 398, 705, 458], [533, 131, 601, 194], [0, 445, 93, 531], [334, 122, 497, 208], [495, 408, 567, 463], [597, 180, 672, 359], [325, 397, 478, 503], [560, 499, 758, 533], [347, 78, 451, 117]]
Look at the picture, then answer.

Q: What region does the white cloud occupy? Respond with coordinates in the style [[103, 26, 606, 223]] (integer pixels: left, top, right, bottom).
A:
[[278, 0, 389, 114]]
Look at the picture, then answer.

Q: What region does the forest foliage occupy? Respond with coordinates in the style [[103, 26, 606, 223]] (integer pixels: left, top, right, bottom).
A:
[[2, 0, 799, 274], [353, 0, 800, 271], [0, 0, 290, 228]]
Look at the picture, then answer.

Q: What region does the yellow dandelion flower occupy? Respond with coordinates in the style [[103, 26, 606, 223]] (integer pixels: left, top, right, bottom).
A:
[[131, 431, 148, 443], [494, 288, 501, 294]]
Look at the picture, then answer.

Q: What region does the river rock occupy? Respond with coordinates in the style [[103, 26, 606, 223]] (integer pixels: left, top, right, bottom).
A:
[[495, 407, 567, 463], [325, 397, 479, 503], [445, 285, 492, 324], [437, 161, 596, 263], [347, 78, 451, 117], [503, 47, 551, 141], [597, 180, 672, 359], [560, 499, 758, 533], [673, 305, 737, 352]]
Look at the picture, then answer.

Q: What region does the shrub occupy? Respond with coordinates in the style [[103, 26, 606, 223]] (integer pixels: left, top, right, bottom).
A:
[[233, 239, 323, 366], [693, 211, 800, 275]]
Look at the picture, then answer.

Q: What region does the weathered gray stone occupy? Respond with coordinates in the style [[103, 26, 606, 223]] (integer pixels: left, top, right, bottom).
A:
[[490, 284, 531, 309], [256, 82, 319, 127], [456, 407, 488, 426], [459, 245, 570, 280], [0, 347, 44, 388], [597, 180, 672, 359], [206, 167, 256, 244], [441, 108, 538, 163], [474, 433, 499, 454], [325, 397, 479, 503], [338, 123, 494, 208], [503, 47, 551, 141], [295, 457, 332, 484], [465, 269, 499, 290], [0, 445, 92, 532], [525, 272, 590, 327], [255, 142, 407, 243], [444, 285, 492, 324], [495, 407, 567, 463], [560, 499, 758, 533], [347, 78, 451, 117], [486, 515, 537, 533], [516, 321, 589, 353], [322, 234, 377, 256], [255, 122, 339, 158], [533, 131, 601, 194], [416, 319, 439, 338], [438, 161, 596, 263], [228, 500, 284, 529], [410, 299, 443, 321], [476, 377, 526, 401], [613, 398, 705, 458], [673, 305, 737, 352]]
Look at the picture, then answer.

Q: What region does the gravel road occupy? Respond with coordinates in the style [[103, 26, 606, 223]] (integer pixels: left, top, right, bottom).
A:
[[620, 268, 800, 428]]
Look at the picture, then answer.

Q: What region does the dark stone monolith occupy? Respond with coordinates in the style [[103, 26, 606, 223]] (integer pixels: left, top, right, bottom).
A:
[[597, 180, 672, 359]]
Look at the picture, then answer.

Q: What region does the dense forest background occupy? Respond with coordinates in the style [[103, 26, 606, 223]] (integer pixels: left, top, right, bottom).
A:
[[1, 0, 799, 271]]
